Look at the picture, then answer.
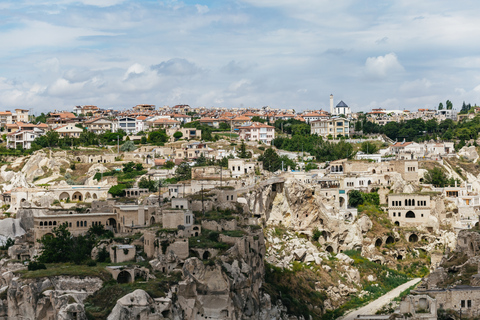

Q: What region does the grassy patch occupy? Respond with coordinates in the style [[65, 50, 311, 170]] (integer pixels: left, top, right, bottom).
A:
[[189, 229, 232, 251], [17, 263, 112, 281]]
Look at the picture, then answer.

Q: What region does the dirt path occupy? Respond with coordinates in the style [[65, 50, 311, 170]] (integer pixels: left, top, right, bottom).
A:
[[339, 278, 422, 320]]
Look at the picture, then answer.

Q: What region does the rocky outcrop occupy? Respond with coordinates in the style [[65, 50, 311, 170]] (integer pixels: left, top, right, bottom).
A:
[[6, 276, 102, 320], [458, 146, 479, 162], [107, 289, 157, 320]]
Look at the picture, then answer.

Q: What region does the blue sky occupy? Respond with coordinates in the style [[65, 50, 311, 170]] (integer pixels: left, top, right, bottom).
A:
[[1, 0, 480, 113]]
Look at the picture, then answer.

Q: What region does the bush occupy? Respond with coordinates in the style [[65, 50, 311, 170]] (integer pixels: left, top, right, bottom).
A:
[[312, 228, 322, 242], [96, 247, 110, 263], [86, 260, 97, 267], [28, 261, 47, 271]]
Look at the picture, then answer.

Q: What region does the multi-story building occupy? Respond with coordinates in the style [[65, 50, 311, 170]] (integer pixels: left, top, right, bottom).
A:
[[84, 117, 114, 134], [237, 122, 275, 144], [117, 117, 137, 134], [387, 194, 431, 227], [53, 124, 84, 138], [0, 109, 30, 129], [6, 128, 45, 149], [166, 127, 202, 141], [310, 118, 350, 138]]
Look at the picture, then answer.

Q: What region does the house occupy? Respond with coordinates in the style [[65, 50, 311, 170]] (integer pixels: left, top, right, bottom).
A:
[[152, 118, 181, 129], [117, 117, 137, 134], [84, 117, 115, 134], [132, 104, 155, 112], [6, 128, 45, 149], [228, 159, 262, 177], [53, 124, 83, 138], [170, 114, 192, 124], [166, 127, 202, 141], [47, 112, 77, 128], [231, 115, 252, 127], [237, 122, 275, 144], [174, 142, 212, 159], [387, 194, 432, 228], [198, 117, 219, 128], [310, 118, 350, 138]]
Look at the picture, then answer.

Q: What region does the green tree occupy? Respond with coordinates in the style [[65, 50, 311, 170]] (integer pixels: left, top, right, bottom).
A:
[[438, 102, 444, 110], [38, 224, 74, 263], [360, 141, 378, 154], [35, 113, 48, 123], [237, 141, 251, 158], [108, 184, 127, 197], [120, 140, 136, 152], [163, 161, 175, 169], [138, 177, 158, 192], [348, 190, 363, 207], [173, 131, 183, 140], [251, 116, 266, 124], [176, 162, 192, 181], [148, 130, 169, 144], [219, 122, 231, 130], [423, 167, 449, 187], [122, 162, 135, 173], [446, 100, 453, 110]]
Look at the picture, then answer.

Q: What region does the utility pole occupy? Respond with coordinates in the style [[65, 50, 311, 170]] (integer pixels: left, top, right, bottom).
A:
[[117, 135, 119, 154], [158, 180, 163, 216], [201, 183, 205, 216]]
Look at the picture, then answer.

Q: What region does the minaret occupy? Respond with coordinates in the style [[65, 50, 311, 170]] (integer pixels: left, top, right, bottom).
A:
[[330, 94, 334, 115]]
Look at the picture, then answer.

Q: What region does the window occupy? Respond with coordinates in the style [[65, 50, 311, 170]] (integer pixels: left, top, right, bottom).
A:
[[393, 212, 396, 217], [462, 300, 465, 308], [468, 300, 472, 308]]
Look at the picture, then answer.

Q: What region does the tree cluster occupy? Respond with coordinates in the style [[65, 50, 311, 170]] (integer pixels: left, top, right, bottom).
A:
[[38, 224, 113, 264]]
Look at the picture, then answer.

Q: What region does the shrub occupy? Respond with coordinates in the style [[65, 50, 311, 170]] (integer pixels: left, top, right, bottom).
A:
[[86, 260, 97, 267], [28, 261, 47, 271]]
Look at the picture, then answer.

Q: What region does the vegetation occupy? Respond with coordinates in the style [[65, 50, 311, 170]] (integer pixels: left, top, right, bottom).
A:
[[37, 224, 113, 264], [84, 271, 182, 319], [258, 148, 296, 172], [348, 190, 380, 207], [423, 167, 460, 187]]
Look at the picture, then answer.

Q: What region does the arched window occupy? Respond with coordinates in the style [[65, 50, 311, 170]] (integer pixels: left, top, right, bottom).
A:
[[40, 222, 43, 226], [406, 211, 415, 218], [77, 221, 79, 227]]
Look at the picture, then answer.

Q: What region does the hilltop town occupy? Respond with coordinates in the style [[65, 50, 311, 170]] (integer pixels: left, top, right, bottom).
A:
[[0, 97, 479, 319]]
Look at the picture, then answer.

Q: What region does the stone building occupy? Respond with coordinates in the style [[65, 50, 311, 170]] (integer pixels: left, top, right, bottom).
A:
[[387, 194, 431, 228], [228, 159, 262, 178]]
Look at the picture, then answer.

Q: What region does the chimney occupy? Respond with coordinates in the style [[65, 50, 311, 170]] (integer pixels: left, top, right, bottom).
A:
[[330, 94, 334, 115]]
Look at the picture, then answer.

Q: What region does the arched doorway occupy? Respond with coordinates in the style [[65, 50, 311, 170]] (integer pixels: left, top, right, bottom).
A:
[[375, 238, 382, 247], [406, 211, 415, 218], [409, 234, 418, 243], [325, 246, 334, 253], [386, 236, 394, 244], [93, 193, 98, 199], [394, 221, 400, 226], [85, 192, 91, 200], [150, 216, 155, 225], [203, 251, 210, 260], [339, 197, 346, 209], [117, 271, 132, 283], [72, 192, 82, 201], [59, 192, 69, 200], [107, 218, 117, 230]]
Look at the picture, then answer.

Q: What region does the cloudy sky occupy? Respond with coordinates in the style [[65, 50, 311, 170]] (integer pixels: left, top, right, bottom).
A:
[[1, 0, 480, 113]]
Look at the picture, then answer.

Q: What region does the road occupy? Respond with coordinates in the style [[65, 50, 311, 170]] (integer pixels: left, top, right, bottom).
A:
[[339, 278, 422, 320]]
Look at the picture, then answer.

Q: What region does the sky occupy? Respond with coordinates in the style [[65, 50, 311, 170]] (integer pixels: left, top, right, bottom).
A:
[[2, 0, 480, 114]]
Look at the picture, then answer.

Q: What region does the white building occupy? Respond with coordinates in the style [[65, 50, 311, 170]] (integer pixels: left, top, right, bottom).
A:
[[6, 128, 44, 149], [117, 117, 137, 134], [237, 122, 275, 144]]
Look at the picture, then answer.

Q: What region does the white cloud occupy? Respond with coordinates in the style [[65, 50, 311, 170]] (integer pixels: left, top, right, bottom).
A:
[[364, 53, 404, 80], [195, 4, 209, 14]]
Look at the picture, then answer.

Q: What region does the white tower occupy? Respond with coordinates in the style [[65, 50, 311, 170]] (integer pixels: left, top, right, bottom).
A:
[[330, 94, 334, 115]]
